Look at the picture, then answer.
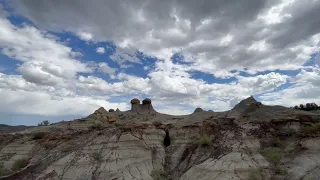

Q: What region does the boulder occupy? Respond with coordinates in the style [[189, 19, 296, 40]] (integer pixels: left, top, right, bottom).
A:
[[107, 114, 117, 122], [109, 109, 115, 112], [142, 98, 151, 104], [131, 98, 140, 104]]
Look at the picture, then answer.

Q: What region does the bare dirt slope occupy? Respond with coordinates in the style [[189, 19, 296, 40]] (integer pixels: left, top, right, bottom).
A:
[[1, 97, 320, 180]]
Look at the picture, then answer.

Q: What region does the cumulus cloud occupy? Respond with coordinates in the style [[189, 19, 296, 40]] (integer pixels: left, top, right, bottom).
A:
[[236, 72, 288, 93], [77, 31, 93, 41], [0, 17, 92, 83], [96, 47, 105, 54], [260, 67, 320, 106], [9, 0, 320, 76]]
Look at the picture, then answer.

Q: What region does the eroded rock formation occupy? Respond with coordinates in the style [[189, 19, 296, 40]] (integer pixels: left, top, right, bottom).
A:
[[1, 97, 320, 180], [130, 98, 155, 113]]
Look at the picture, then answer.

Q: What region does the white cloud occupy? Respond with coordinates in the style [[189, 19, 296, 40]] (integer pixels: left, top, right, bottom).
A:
[[76, 31, 93, 41], [0, 17, 92, 84], [17, 61, 64, 86], [260, 67, 320, 106], [236, 72, 288, 93], [98, 62, 116, 75], [96, 47, 105, 54]]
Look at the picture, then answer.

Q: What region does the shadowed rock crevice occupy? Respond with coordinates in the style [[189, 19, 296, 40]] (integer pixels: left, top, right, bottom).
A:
[[164, 129, 171, 147]]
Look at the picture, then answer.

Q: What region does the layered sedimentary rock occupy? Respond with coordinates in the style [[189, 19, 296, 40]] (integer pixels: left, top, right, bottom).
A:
[[1, 97, 320, 180]]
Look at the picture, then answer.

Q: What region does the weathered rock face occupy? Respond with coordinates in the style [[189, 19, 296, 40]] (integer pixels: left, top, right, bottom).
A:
[[1, 98, 320, 180]]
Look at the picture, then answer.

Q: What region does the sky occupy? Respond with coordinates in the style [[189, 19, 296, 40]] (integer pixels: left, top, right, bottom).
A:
[[0, 0, 319, 125]]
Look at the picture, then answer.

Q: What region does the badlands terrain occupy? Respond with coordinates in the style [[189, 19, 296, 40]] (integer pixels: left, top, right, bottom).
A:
[[1, 97, 320, 180]]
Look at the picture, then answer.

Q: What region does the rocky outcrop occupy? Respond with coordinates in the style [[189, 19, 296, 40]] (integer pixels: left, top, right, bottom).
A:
[[1, 98, 320, 180], [228, 96, 263, 118], [86, 107, 118, 123], [193, 107, 203, 113]]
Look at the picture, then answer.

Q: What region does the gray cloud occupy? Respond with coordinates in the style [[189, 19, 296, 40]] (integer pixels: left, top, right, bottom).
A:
[[9, 0, 319, 76]]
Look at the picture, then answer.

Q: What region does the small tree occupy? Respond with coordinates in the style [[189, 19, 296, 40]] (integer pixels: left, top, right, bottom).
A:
[[299, 104, 304, 110], [306, 103, 312, 111], [38, 120, 50, 126]]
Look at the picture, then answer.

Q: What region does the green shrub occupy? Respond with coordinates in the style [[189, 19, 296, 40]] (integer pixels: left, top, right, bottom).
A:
[[32, 132, 46, 140], [150, 169, 168, 180], [302, 123, 320, 134], [0, 164, 12, 176], [11, 158, 28, 171], [261, 148, 281, 165], [248, 169, 261, 180], [273, 137, 282, 147], [197, 136, 212, 146]]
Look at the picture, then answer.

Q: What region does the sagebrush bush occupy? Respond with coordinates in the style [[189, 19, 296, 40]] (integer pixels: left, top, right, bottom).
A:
[[197, 136, 212, 146], [32, 132, 46, 140], [11, 158, 28, 171], [150, 169, 168, 180], [247, 169, 261, 180], [261, 147, 281, 165], [302, 123, 320, 134]]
